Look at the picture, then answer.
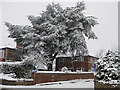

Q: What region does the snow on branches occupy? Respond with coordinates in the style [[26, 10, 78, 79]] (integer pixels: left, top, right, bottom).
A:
[[95, 50, 120, 82], [5, 2, 98, 70]]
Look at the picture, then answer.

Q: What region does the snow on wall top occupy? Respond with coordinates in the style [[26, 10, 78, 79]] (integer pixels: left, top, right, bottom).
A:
[[35, 71, 94, 74], [0, 61, 21, 65]]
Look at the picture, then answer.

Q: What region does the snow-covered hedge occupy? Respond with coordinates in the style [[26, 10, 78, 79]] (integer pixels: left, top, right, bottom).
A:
[[0, 61, 33, 78], [95, 51, 120, 83]]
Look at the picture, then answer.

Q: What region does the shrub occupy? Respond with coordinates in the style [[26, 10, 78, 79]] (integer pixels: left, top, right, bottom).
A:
[[95, 51, 120, 82], [1, 61, 33, 78]]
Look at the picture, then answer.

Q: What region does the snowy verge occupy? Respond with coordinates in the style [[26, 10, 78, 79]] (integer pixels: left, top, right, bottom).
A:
[[0, 79, 94, 88]]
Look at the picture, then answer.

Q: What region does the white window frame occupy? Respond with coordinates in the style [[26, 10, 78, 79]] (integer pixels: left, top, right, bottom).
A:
[[0, 50, 5, 59], [76, 56, 84, 62], [76, 68, 84, 72]]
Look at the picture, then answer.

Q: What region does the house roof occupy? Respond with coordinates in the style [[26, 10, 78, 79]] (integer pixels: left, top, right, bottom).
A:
[[0, 47, 17, 50], [57, 54, 98, 58]]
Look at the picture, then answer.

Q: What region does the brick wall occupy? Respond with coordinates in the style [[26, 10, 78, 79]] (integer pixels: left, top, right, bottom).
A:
[[56, 56, 98, 72], [2, 79, 34, 85], [88, 56, 96, 71], [31, 72, 94, 84], [1, 72, 94, 85], [0, 48, 21, 62], [56, 56, 89, 71], [5, 48, 20, 61]]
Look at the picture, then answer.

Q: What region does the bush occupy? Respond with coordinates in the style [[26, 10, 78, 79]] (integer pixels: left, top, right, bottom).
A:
[[61, 66, 68, 72], [1, 64, 13, 74], [1, 61, 33, 78], [95, 50, 120, 82]]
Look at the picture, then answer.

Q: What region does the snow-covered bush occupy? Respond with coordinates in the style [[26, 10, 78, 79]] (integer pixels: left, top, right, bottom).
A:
[[1, 61, 33, 78], [95, 50, 120, 82], [61, 66, 68, 72], [1, 63, 14, 74]]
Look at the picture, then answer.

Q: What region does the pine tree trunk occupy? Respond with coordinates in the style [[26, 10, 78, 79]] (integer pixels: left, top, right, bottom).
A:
[[48, 63, 52, 71], [48, 52, 58, 71]]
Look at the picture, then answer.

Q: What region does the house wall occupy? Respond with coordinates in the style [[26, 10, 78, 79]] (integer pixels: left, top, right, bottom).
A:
[[0, 49, 5, 61], [0, 48, 20, 62], [56, 56, 97, 72], [5, 49, 17, 61], [87, 56, 97, 71]]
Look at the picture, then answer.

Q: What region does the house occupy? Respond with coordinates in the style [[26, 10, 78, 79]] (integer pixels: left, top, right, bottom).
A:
[[0, 45, 98, 72], [55, 55, 98, 72], [0, 47, 21, 62]]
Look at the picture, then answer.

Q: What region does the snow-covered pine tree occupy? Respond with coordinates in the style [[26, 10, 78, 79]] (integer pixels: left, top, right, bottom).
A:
[[5, 2, 98, 71], [95, 50, 120, 82]]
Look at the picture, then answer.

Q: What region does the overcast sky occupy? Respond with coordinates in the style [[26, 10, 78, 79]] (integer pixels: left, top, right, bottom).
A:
[[0, 0, 118, 56]]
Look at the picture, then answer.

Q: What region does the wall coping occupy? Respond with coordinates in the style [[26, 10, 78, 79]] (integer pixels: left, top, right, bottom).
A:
[[35, 71, 94, 74]]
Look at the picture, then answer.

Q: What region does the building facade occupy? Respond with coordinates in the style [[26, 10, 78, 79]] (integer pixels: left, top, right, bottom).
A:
[[0, 47, 20, 62], [56, 55, 98, 72]]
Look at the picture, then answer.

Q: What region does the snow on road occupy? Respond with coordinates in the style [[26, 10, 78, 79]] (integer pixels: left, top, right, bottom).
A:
[[1, 79, 94, 88]]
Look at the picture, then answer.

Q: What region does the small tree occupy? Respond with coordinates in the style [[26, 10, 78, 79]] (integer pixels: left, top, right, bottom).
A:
[[5, 2, 98, 70], [1, 60, 33, 78], [95, 49, 106, 58], [95, 50, 120, 82]]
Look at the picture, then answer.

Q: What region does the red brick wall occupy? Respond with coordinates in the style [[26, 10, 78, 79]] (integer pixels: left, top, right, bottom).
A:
[[88, 57, 96, 71], [56, 56, 89, 71], [31, 72, 94, 84], [0, 48, 20, 62], [5, 49, 18, 61], [56, 56, 97, 72], [2, 73, 94, 85], [2, 79, 34, 85]]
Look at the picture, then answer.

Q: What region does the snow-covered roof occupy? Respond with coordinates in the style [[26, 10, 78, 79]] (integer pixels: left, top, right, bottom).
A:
[[56, 54, 97, 58], [0, 47, 17, 50], [84, 55, 98, 58], [56, 54, 72, 58]]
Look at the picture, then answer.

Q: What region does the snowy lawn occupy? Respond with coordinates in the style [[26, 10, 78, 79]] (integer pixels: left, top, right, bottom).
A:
[[0, 79, 94, 88]]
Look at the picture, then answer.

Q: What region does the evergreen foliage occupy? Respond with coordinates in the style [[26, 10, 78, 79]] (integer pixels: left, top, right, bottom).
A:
[[1, 61, 33, 78], [95, 50, 120, 82], [5, 2, 98, 70]]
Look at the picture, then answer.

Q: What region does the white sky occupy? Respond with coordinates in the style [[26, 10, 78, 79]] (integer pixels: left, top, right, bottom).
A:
[[0, 0, 118, 56]]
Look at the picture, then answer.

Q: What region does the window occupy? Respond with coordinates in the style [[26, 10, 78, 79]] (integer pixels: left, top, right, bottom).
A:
[[58, 58, 66, 63], [76, 56, 84, 62], [90, 57, 93, 63], [76, 68, 84, 72], [94, 58, 97, 62], [0, 50, 4, 59]]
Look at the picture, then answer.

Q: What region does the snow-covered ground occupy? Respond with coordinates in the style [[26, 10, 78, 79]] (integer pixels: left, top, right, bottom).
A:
[[0, 79, 94, 88]]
